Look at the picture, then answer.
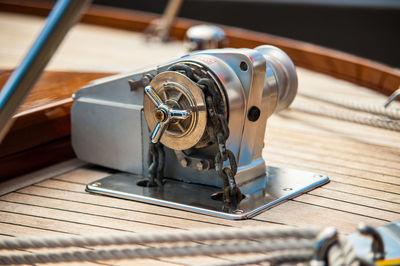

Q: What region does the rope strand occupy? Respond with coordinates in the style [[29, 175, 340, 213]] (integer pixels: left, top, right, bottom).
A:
[[0, 226, 320, 250], [0, 239, 315, 265], [299, 91, 400, 120], [292, 102, 400, 132]]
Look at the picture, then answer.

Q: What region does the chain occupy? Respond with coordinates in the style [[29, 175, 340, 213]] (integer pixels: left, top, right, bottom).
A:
[[147, 141, 165, 187], [196, 76, 243, 205], [149, 63, 243, 204]]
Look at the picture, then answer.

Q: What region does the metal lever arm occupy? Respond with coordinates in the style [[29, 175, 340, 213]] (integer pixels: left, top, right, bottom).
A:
[[144, 86, 191, 143]]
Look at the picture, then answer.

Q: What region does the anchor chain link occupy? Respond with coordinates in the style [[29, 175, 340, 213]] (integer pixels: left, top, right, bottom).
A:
[[195, 73, 244, 205], [147, 141, 165, 187]]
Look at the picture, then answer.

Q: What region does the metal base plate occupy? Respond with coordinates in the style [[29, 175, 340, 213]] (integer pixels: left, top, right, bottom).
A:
[[86, 166, 329, 219]]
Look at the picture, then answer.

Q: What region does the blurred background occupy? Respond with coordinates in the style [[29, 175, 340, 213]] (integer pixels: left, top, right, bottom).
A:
[[93, 0, 400, 68]]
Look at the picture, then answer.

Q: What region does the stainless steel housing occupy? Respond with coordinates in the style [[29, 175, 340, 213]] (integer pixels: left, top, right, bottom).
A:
[[71, 45, 298, 187]]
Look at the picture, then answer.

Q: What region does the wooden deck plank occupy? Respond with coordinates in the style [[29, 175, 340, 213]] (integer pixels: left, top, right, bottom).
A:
[[322, 182, 400, 205], [0, 201, 174, 233], [310, 188, 400, 213], [0, 211, 120, 235], [267, 144, 400, 185], [0, 222, 68, 237], [268, 126, 400, 163], [254, 201, 386, 234], [1, 192, 230, 230], [17, 181, 278, 228], [270, 114, 400, 150], [293, 194, 399, 221], [267, 130, 400, 170], [266, 153, 400, 194]]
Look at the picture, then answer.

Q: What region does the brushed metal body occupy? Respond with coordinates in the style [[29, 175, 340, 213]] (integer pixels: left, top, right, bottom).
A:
[[72, 46, 298, 187]]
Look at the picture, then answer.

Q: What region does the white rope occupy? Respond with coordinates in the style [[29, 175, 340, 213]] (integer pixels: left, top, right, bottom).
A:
[[0, 226, 320, 250], [0, 226, 366, 265], [0, 238, 315, 265], [299, 91, 400, 120], [327, 238, 361, 266], [292, 102, 400, 132]]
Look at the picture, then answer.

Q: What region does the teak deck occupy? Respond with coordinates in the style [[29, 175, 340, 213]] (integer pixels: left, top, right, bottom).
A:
[[0, 10, 399, 266]]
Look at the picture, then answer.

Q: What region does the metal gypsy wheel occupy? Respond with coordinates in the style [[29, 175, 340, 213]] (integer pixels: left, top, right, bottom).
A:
[[143, 71, 207, 150]]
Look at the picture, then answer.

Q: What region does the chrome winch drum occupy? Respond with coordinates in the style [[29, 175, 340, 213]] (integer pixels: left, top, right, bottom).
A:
[[71, 45, 329, 219]]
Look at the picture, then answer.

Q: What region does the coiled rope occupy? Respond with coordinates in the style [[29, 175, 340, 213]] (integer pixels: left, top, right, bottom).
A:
[[299, 91, 400, 120], [292, 91, 400, 132], [0, 226, 364, 265], [292, 102, 400, 132]]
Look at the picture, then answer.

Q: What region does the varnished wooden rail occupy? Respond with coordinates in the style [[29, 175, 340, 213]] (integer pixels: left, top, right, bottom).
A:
[[0, 71, 112, 180]]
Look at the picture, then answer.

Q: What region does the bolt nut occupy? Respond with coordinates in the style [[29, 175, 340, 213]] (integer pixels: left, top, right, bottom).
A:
[[142, 74, 153, 86]]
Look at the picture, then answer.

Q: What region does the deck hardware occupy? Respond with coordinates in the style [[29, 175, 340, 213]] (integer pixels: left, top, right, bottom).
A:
[[129, 74, 154, 91], [73, 45, 329, 219], [186, 24, 226, 51], [312, 227, 338, 265], [383, 87, 400, 108], [358, 223, 385, 261]]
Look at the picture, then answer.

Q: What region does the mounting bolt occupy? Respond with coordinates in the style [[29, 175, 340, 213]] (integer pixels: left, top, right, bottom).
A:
[[313, 227, 338, 263], [142, 74, 153, 86], [358, 223, 385, 261], [180, 158, 188, 167]]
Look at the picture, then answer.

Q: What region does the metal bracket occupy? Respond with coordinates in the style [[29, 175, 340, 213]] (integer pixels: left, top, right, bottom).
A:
[[86, 165, 329, 219]]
